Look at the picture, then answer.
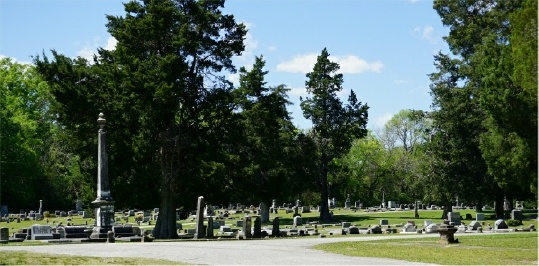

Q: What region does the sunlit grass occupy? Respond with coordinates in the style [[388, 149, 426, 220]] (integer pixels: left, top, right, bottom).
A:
[[313, 232, 539, 265]]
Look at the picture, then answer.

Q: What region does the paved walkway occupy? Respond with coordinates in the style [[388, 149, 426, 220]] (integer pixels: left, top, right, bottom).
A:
[[2, 234, 441, 265]]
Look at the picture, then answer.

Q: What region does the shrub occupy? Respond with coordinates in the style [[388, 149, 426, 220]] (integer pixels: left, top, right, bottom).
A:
[[506, 219, 522, 226]]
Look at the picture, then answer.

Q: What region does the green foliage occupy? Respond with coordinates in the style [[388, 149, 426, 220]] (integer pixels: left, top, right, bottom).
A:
[[428, 0, 538, 214], [335, 132, 387, 206], [230, 56, 302, 203], [0, 58, 89, 211], [300, 48, 369, 221], [34, 0, 247, 239], [506, 219, 523, 226]]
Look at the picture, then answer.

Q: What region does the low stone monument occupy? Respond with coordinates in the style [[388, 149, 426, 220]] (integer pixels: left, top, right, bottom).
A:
[[438, 224, 458, 244], [30, 225, 54, 240], [494, 219, 508, 230]]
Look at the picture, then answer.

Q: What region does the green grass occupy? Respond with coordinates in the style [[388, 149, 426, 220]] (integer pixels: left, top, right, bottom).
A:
[[3, 208, 537, 235], [1, 209, 537, 265], [313, 232, 539, 265], [0, 251, 185, 265]]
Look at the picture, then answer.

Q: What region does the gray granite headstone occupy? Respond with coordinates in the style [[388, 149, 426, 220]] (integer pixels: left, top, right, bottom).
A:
[[243, 216, 252, 239], [511, 209, 523, 221], [476, 213, 485, 221], [425, 223, 439, 233], [447, 212, 461, 225], [194, 196, 205, 239], [260, 202, 269, 223], [369, 225, 383, 234], [402, 223, 415, 233], [494, 219, 508, 230], [348, 226, 359, 234], [272, 217, 280, 237], [219, 225, 231, 233], [469, 220, 482, 230], [206, 216, 214, 238], [253, 216, 261, 238], [0, 227, 8, 243], [293, 216, 302, 227], [30, 225, 53, 240]]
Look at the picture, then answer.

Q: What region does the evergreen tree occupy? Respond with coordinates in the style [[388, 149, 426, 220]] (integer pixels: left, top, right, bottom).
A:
[[35, 0, 246, 238], [300, 48, 368, 222]]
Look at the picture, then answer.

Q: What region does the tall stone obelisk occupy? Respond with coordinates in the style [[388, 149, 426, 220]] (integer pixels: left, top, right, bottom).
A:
[[91, 113, 115, 239]]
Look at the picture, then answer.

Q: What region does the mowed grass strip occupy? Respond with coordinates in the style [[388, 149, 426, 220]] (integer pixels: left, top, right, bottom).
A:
[[0, 251, 186, 265], [313, 232, 538, 265]]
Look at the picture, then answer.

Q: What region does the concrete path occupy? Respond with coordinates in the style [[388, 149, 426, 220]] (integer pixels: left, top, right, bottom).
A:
[[1, 234, 442, 265]]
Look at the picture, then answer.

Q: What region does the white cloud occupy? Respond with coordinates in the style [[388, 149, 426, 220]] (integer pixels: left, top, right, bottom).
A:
[[268, 46, 277, 51], [408, 0, 421, 3], [276, 53, 318, 73], [336, 55, 383, 74], [235, 21, 258, 65], [276, 53, 383, 74], [412, 25, 439, 44], [76, 36, 117, 61], [76, 45, 96, 61], [288, 86, 308, 97], [103, 37, 118, 51], [375, 112, 393, 128], [227, 73, 239, 86], [422, 26, 434, 43]]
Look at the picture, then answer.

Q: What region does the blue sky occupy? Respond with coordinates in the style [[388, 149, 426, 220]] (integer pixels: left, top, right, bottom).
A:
[[0, 0, 449, 130]]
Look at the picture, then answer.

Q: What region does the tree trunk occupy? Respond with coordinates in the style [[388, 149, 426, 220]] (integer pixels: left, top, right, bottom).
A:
[[507, 195, 514, 211], [494, 185, 504, 219], [475, 199, 482, 213], [441, 200, 452, 220], [153, 183, 178, 239], [154, 130, 180, 239], [319, 152, 330, 222]]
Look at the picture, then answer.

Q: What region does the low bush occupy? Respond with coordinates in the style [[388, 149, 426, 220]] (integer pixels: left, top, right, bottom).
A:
[[506, 219, 522, 226]]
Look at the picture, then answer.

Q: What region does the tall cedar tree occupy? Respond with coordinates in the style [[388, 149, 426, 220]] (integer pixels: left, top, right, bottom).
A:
[[300, 48, 368, 222], [432, 0, 537, 216], [428, 53, 494, 215], [232, 56, 297, 221], [35, 0, 246, 238]]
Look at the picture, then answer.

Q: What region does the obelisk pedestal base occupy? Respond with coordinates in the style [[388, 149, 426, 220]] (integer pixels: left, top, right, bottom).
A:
[[90, 199, 115, 239]]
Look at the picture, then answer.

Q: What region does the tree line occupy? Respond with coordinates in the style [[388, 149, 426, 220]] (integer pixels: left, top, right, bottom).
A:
[[1, 0, 536, 239]]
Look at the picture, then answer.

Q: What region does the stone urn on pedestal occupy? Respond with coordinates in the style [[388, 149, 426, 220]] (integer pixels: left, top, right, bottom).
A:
[[438, 222, 459, 244]]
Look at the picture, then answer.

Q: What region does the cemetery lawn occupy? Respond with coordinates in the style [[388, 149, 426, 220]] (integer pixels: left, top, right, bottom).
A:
[[0, 251, 186, 265], [313, 232, 538, 265]]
